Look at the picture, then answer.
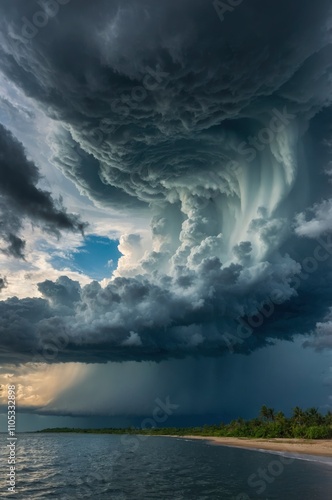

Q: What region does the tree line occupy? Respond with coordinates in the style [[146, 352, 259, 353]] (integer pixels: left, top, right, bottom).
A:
[[37, 406, 332, 439]]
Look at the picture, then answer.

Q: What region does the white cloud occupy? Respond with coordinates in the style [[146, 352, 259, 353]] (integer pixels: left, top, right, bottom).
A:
[[295, 199, 332, 238]]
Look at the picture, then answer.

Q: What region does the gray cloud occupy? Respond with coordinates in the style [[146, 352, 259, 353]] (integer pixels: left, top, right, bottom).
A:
[[0, 0, 331, 212], [295, 199, 332, 238], [0, 254, 328, 365], [0, 276, 7, 292], [0, 124, 86, 258], [37, 275, 81, 307], [304, 308, 332, 351], [0, 1, 332, 362]]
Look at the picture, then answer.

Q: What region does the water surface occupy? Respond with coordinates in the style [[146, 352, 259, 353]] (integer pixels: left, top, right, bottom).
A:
[[0, 434, 331, 499]]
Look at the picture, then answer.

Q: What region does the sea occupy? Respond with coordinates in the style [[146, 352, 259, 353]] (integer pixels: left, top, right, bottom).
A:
[[0, 433, 332, 499]]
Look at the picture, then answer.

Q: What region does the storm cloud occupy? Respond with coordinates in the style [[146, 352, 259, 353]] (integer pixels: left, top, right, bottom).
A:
[[0, 0, 332, 363], [0, 124, 86, 258], [0, 251, 330, 365], [0, 276, 7, 292]]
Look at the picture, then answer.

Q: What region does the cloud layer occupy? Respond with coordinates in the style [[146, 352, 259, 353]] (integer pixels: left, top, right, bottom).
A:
[[0, 0, 332, 362]]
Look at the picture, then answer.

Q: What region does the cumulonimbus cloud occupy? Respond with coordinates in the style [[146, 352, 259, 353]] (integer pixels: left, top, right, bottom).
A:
[[0, 0, 332, 362]]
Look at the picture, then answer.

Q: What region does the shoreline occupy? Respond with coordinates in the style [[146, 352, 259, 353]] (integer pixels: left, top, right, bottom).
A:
[[166, 435, 332, 458]]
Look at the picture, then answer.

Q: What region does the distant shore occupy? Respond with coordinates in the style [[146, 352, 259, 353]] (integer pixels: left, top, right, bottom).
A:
[[167, 435, 332, 457]]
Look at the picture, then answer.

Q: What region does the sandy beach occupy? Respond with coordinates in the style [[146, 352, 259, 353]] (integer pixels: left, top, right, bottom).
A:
[[168, 435, 332, 457]]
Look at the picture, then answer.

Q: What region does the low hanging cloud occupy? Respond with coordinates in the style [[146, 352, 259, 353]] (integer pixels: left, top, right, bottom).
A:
[[0, 0, 332, 363], [0, 124, 86, 258]]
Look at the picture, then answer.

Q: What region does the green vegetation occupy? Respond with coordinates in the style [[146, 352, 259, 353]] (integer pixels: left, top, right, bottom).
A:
[[37, 406, 332, 439]]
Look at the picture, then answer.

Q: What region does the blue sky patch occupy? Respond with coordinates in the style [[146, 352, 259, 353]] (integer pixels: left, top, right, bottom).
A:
[[51, 235, 122, 280]]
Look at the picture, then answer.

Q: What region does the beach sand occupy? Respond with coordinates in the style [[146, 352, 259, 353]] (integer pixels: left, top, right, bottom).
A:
[[168, 435, 332, 457]]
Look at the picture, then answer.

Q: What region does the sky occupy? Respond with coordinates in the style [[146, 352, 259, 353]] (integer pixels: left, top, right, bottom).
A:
[[1, 0, 332, 431]]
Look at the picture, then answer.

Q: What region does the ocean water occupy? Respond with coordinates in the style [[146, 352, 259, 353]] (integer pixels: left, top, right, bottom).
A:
[[0, 434, 332, 499]]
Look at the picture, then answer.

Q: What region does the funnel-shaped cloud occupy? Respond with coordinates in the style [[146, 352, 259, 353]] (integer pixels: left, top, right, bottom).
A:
[[0, 0, 332, 362]]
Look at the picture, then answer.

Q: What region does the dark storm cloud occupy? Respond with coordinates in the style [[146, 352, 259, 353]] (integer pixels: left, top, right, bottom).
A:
[[0, 254, 327, 365], [0, 0, 332, 361], [0, 295, 54, 364], [0, 124, 86, 258], [51, 131, 147, 210], [0, 276, 7, 292], [37, 275, 81, 307], [0, 0, 331, 208]]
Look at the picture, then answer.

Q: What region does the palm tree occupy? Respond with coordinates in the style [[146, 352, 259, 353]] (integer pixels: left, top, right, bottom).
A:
[[275, 411, 286, 422], [267, 408, 275, 422], [259, 405, 270, 421], [259, 406, 275, 422], [292, 406, 305, 425], [305, 407, 323, 426], [325, 410, 332, 425]]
